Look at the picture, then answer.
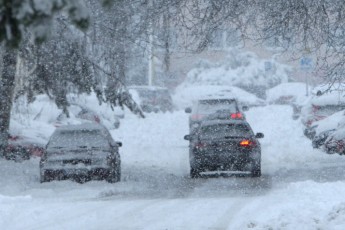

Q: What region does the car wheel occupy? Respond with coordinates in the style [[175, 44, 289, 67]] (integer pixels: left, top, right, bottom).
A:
[[75, 175, 89, 184], [190, 167, 202, 178], [251, 166, 261, 177], [106, 162, 121, 183], [114, 122, 120, 129], [40, 171, 51, 183]]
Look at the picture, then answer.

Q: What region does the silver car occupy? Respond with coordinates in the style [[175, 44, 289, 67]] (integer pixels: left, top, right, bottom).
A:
[[40, 123, 122, 183]]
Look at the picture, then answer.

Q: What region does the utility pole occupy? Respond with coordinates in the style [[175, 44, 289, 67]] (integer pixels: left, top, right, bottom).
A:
[[147, 0, 154, 86], [300, 48, 313, 96]]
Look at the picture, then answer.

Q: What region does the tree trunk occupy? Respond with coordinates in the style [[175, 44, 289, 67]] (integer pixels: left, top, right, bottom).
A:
[[0, 47, 17, 157]]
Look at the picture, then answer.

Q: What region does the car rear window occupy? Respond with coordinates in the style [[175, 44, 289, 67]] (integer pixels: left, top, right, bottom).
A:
[[199, 123, 252, 139], [198, 100, 238, 114], [47, 129, 109, 150]]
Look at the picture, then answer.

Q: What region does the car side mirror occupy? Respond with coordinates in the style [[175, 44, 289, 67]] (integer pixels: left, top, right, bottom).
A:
[[255, 133, 264, 138], [184, 135, 191, 140], [242, 106, 249, 111], [185, 107, 192, 113]]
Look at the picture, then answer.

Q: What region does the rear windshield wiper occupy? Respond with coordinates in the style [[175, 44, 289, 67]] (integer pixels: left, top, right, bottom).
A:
[[224, 136, 241, 139]]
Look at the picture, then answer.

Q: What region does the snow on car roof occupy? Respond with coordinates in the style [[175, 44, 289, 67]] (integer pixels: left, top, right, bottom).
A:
[[200, 119, 250, 127], [173, 85, 264, 109], [313, 110, 345, 135], [127, 85, 168, 91], [310, 91, 345, 106], [54, 123, 107, 132]]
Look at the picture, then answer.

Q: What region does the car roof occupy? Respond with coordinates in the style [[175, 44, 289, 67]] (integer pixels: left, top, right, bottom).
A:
[[196, 98, 238, 103], [54, 123, 107, 132], [200, 119, 250, 127], [128, 85, 168, 91]]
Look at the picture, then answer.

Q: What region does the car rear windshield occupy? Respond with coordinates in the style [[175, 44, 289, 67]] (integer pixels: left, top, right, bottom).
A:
[[198, 100, 238, 114], [47, 129, 109, 150], [199, 123, 252, 139]]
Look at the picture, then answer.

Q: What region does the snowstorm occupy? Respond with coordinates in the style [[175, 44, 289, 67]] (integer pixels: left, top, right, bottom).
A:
[[1, 1, 345, 229]]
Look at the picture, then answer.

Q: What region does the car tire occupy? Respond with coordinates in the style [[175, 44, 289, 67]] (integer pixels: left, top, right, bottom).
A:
[[40, 171, 51, 183], [190, 167, 202, 178], [251, 165, 261, 177], [75, 175, 89, 184], [106, 162, 121, 183]]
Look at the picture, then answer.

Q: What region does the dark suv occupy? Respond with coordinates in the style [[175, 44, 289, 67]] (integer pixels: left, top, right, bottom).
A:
[[184, 120, 264, 178], [185, 98, 246, 133]]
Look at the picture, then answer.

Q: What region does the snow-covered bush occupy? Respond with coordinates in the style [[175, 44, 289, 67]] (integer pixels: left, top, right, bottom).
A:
[[181, 49, 292, 91]]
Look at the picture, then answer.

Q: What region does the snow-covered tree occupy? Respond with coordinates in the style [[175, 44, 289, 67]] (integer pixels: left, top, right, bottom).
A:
[[0, 0, 88, 155]]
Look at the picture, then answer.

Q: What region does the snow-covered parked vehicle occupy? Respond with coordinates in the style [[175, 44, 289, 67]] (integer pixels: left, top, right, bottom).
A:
[[301, 86, 345, 138], [266, 82, 310, 120], [40, 123, 122, 183], [5, 134, 46, 161], [128, 85, 174, 113], [309, 110, 345, 149], [266, 82, 309, 105]]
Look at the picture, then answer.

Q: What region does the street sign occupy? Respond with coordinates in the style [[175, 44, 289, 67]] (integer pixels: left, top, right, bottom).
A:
[[264, 61, 272, 72], [300, 57, 313, 71]]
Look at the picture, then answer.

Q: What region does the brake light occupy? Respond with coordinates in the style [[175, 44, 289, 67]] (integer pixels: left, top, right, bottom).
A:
[[239, 139, 255, 147], [195, 142, 207, 149], [231, 113, 243, 119], [191, 114, 204, 120], [94, 116, 101, 123], [312, 105, 320, 112]]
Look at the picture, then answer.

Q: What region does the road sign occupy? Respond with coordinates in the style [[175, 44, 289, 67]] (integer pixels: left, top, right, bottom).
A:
[[264, 61, 272, 72], [300, 57, 313, 71]]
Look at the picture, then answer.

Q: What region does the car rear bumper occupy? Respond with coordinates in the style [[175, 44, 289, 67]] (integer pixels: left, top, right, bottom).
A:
[[190, 151, 260, 170], [41, 167, 111, 180]]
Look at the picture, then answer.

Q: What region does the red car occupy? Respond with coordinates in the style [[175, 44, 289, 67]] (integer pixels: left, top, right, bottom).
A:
[[5, 134, 45, 161]]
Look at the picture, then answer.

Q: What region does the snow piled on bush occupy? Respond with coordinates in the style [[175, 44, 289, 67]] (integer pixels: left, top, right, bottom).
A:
[[180, 49, 291, 88]]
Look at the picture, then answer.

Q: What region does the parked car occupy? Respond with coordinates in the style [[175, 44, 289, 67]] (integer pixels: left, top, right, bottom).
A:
[[312, 129, 336, 149], [266, 82, 309, 105], [40, 123, 122, 183], [323, 129, 345, 155], [308, 110, 345, 148], [185, 98, 246, 134], [184, 120, 264, 178], [5, 134, 45, 161], [128, 85, 173, 113], [301, 86, 345, 128]]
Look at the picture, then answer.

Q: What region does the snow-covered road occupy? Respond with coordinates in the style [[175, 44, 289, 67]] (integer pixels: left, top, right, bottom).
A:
[[2, 105, 345, 229]]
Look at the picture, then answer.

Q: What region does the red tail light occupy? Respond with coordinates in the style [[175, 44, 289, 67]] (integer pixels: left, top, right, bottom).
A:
[[94, 116, 101, 123], [195, 142, 207, 149], [191, 114, 204, 120], [231, 113, 243, 119], [239, 139, 255, 147]]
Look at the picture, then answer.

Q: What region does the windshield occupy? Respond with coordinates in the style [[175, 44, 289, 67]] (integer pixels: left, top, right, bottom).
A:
[[47, 129, 109, 150]]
